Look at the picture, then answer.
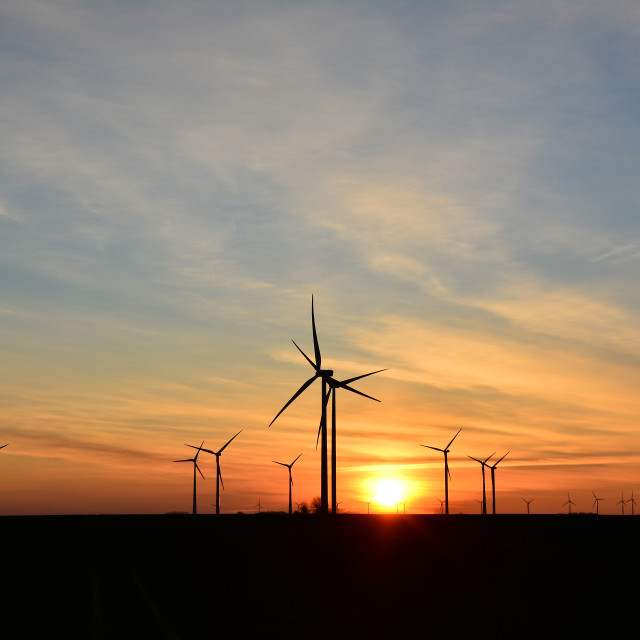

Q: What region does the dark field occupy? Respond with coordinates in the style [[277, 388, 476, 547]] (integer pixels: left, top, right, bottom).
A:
[[3, 513, 637, 638]]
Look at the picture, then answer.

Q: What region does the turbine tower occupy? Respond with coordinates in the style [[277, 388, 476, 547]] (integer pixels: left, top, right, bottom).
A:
[[592, 491, 604, 515], [273, 453, 302, 515], [193, 430, 243, 514], [487, 451, 509, 515], [522, 498, 534, 515], [174, 441, 205, 515], [420, 428, 462, 515], [468, 453, 495, 515], [270, 296, 382, 515]]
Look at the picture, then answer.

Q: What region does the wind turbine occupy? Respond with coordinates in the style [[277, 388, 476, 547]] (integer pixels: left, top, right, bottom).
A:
[[617, 492, 626, 516], [629, 491, 636, 516], [420, 428, 462, 515], [174, 441, 205, 515], [193, 430, 243, 514], [437, 498, 444, 515], [564, 492, 575, 514], [592, 491, 604, 515], [273, 453, 302, 515], [522, 498, 534, 515], [487, 451, 509, 515], [270, 296, 382, 515], [468, 453, 495, 515], [322, 369, 384, 515]]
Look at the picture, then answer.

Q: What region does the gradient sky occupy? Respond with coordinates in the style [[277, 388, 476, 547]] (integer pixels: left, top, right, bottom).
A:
[[2, 0, 640, 515]]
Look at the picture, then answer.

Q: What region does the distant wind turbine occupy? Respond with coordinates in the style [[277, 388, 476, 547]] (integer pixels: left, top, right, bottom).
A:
[[437, 498, 444, 515], [468, 453, 495, 515], [273, 453, 302, 515], [192, 430, 243, 514], [592, 491, 604, 515], [617, 492, 627, 516], [475, 499, 483, 514], [487, 451, 509, 515], [522, 498, 534, 515], [629, 491, 636, 516], [420, 428, 462, 515], [564, 492, 575, 514], [174, 441, 205, 515]]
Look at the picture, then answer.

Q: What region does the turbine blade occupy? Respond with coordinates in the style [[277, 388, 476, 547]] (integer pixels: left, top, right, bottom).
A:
[[195, 462, 205, 479], [186, 444, 215, 455], [273, 461, 288, 467], [291, 452, 303, 466], [339, 369, 387, 385], [218, 466, 224, 490], [292, 340, 318, 371], [494, 451, 509, 466], [174, 459, 192, 463], [468, 456, 481, 464], [420, 445, 445, 452], [219, 429, 243, 453], [269, 376, 317, 427], [339, 383, 380, 402], [311, 295, 321, 369], [446, 428, 462, 449]]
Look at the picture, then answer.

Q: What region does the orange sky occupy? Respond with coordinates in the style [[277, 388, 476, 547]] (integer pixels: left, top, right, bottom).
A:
[[2, 2, 640, 516]]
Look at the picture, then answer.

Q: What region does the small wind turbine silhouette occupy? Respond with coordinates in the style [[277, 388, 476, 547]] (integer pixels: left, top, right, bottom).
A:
[[474, 499, 483, 514], [522, 498, 534, 515], [564, 492, 575, 514], [628, 491, 636, 516], [174, 441, 205, 515], [273, 453, 302, 515], [468, 452, 495, 515], [592, 491, 604, 515], [420, 428, 461, 515], [487, 451, 509, 515], [192, 430, 243, 514], [437, 498, 444, 515], [617, 492, 627, 516]]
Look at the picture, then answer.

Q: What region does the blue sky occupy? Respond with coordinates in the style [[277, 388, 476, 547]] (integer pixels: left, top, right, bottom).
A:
[[2, 0, 640, 514]]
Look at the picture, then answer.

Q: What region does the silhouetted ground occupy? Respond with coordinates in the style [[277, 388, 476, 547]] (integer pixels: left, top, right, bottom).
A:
[[3, 513, 637, 638]]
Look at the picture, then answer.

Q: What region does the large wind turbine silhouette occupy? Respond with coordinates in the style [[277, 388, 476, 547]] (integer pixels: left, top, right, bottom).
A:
[[487, 451, 509, 515], [273, 453, 302, 515], [193, 430, 243, 514], [322, 369, 384, 514], [270, 296, 382, 515], [420, 428, 461, 515], [468, 453, 495, 515], [174, 441, 205, 515], [592, 491, 604, 515]]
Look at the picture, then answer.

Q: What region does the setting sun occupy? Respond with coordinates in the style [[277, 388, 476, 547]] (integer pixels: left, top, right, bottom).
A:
[[372, 479, 405, 507]]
